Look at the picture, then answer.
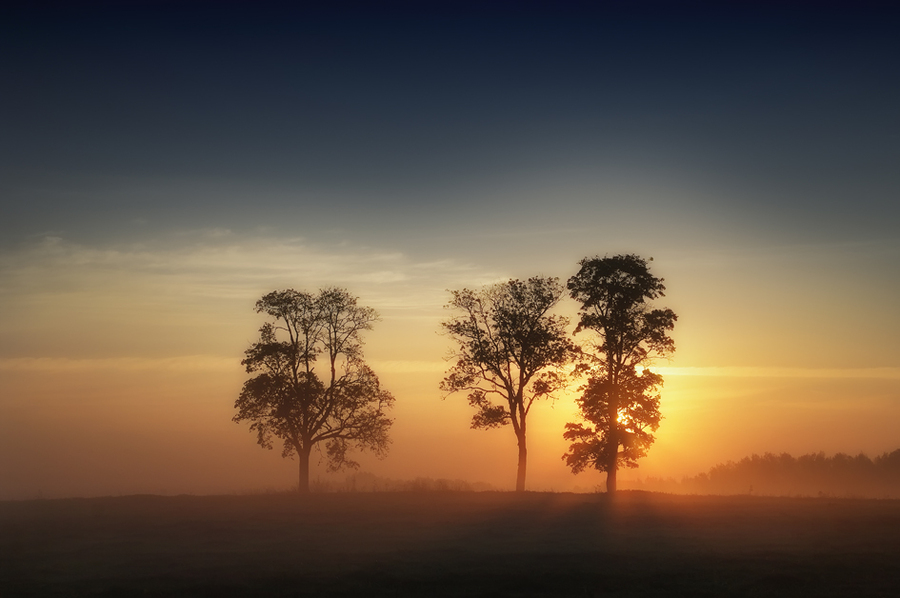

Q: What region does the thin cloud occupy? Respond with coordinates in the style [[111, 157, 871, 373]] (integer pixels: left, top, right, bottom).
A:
[[0, 232, 506, 362], [0, 356, 237, 372], [367, 360, 447, 374], [653, 366, 900, 380], [0, 231, 502, 308]]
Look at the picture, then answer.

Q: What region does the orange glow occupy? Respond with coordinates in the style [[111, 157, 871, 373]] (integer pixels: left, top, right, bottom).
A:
[[0, 235, 898, 498]]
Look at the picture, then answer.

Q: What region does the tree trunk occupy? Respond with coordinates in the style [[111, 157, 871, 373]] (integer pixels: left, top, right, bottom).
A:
[[606, 464, 617, 493], [515, 432, 527, 492], [606, 427, 619, 493], [298, 445, 311, 494], [606, 383, 619, 494]]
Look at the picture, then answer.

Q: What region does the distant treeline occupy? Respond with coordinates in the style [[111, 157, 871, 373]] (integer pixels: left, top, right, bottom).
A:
[[309, 472, 496, 493], [625, 450, 900, 498]]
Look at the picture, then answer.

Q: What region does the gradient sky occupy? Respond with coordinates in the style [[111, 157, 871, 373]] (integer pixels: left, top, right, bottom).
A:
[[2, 3, 899, 498]]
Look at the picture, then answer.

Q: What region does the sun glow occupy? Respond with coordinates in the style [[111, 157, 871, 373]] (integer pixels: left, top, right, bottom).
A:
[[1, 227, 899, 498]]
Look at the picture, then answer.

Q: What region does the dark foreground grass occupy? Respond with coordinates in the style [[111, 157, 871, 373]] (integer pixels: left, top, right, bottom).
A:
[[2, 491, 899, 597]]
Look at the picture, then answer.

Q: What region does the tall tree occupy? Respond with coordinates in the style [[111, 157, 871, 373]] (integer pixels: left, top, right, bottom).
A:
[[563, 255, 677, 493], [234, 288, 394, 493], [441, 277, 574, 492]]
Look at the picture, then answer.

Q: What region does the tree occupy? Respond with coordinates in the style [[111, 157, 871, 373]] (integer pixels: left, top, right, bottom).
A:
[[441, 277, 574, 492], [234, 288, 394, 493], [563, 255, 676, 493]]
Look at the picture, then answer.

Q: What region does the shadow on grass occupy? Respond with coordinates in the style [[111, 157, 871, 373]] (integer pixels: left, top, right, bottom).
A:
[[2, 491, 900, 597]]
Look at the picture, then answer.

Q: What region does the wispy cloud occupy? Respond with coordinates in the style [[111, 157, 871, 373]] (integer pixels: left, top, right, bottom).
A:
[[368, 360, 447, 374], [0, 232, 506, 361], [652, 366, 900, 380], [0, 356, 452, 375], [0, 231, 503, 310], [4, 357, 896, 380], [0, 355, 238, 372]]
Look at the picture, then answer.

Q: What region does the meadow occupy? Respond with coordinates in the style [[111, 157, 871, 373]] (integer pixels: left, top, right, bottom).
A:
[[2, 491, 899, 597]]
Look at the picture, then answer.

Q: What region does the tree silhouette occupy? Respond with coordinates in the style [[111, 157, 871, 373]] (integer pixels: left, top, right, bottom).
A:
[[441, 277, 574, 492], [563, 255, 676, 493], [234, 288, 394, 493]]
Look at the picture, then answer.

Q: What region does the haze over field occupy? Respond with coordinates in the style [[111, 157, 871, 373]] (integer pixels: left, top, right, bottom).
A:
[[1, 3, 899, 499]]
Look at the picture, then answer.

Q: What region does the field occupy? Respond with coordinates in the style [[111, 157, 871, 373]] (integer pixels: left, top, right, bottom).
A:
[[2, 491, 900, 597]]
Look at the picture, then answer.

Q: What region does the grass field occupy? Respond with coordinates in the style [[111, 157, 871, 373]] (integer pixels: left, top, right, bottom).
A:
[[2, 491, 899, 597]]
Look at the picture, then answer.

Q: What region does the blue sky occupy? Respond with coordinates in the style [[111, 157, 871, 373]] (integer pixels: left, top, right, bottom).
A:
[[3, 3, 898, 247]]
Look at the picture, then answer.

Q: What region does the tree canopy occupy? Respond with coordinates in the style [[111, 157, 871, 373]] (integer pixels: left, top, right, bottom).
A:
[[563, 255, 676, 492], [234, 288, 394, 493], [441, 276, 574, 491]]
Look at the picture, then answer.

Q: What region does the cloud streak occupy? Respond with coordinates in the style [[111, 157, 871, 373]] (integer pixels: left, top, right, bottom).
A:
[[0, 231, 508, 360], [0, 230, 503, 309], [3, 356, 898, 381], [653, 366, 900, 380]]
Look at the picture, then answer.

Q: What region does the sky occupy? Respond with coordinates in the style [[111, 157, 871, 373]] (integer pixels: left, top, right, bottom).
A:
[[1, 2, 899, 498]]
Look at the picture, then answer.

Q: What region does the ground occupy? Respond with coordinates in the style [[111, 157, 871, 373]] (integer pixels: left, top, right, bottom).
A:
[[2, 491, 899, 597]]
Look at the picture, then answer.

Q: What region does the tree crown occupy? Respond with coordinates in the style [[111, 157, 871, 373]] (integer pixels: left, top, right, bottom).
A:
[[234, 287, 393, 472], [568, 254, 676, 372], [441, 276, 575, 431]]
